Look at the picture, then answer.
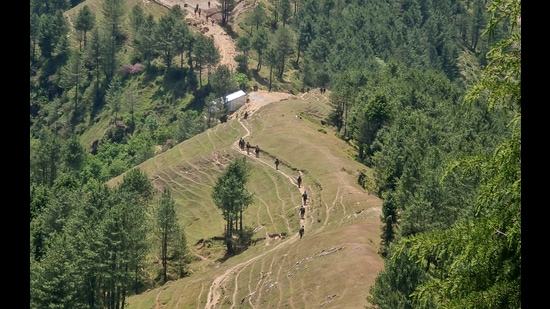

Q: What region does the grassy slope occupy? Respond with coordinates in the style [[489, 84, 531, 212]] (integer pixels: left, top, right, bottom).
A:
[[108, 94, 383, 308]]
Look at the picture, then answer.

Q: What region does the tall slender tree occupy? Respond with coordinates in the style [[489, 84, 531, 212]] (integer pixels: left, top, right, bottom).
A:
[[101, 0, 125, 81], [155, 188, 179, 283], [252, 28, 269, 71], [247, 3, 268, 34], [280, 0, 292, 27], [74, 5, 96, 50], [155, 13, 178, 69], [60, 50, 88, 118], [236, 35, 251, 72], [134, 14, 157, 68], [219, 0, 236, 25], [85, 27, 103, 106], [105, 75, 123, 124], [272, 26, 294, 79], [195, 35, 220, 87], [211, 157, 254, 255]]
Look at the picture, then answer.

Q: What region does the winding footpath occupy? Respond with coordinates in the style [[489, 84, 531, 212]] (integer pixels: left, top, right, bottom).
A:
[[204, 102, 308, 309]]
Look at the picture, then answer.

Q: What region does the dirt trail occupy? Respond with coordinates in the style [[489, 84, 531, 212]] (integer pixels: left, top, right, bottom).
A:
[[151, 0, 247, 70], [205, 94, 307, 309], [144, 2, 332, 307]]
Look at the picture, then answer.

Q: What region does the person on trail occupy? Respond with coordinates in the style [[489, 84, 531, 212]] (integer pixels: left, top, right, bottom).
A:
[[244, 111, 248, 120], [297, 175, 302, 188], [246, 142, 251, 155], [275, 158, 280, 170], [302, 191, 308, 205], [300, 205, 305, 219], [255, 145, 260, 158], [299, 225, 305, 239], [239, 138, 244, 150]]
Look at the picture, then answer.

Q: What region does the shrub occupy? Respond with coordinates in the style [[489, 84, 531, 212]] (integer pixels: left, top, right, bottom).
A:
[[120, 63, 143, 77]]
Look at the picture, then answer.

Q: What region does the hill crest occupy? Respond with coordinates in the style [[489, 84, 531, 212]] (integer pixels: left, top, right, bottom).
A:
[[120, 91, 384, 308]]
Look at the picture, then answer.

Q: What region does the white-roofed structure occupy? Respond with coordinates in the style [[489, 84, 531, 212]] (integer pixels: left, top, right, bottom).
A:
[[224, 90, 247, 112]]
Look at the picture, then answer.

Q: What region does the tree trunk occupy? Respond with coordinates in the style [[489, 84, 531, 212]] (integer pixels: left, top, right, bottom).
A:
[[239, 210, 243, 232], [268, 65, 273, 91]]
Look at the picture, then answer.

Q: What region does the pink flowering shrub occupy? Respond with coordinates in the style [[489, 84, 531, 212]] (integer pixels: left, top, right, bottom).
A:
[[120, 63, 143, 76]]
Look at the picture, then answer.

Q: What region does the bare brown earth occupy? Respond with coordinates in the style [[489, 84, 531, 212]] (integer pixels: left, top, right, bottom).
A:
[[150, 0, 253, 71]]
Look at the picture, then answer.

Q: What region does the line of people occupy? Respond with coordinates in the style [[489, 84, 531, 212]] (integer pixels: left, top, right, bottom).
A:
[[238, 137, 260, 157], [237, 137, 309, 239]]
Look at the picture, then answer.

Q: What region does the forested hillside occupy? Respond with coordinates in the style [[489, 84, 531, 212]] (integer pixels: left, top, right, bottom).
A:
[[30, 0, 520, 308]]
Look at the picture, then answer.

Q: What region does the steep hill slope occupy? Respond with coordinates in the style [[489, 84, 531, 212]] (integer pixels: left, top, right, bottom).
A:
[[110, 91, 384, 308]]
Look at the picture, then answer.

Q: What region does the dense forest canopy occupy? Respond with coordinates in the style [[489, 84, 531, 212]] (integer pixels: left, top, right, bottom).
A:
[[30, 0, 520, 307]]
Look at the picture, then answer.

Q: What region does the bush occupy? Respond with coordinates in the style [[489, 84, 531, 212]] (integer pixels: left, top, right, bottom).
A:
[[120, 63, 143, 77]]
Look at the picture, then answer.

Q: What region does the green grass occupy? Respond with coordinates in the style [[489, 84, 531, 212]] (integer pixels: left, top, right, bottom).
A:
[[116, 94, 384, 308]]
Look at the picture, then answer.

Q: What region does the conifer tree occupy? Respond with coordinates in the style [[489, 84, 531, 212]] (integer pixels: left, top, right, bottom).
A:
[[211, 157, 254, 255]]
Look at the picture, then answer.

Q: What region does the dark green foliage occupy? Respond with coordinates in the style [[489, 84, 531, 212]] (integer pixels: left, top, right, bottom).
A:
[[155, 188, 179, 283], [236, 36, 251, 72], [272, 26, 295, 79], [280, 0, 292, 27], [62, 134, 86, 173], [367, 245, 435, 309], [210, 65, 239, 100], [211, 157, 254, 255], [367, 0, 521, 308], [117, 168, 154, 204], [155, 13, 179, 69], [74, 5, 95, 49], [247, 3, 268, 33], [30, 129, 62, 187], [38, 10, 70, 59], [349, 91, 393, 163], [174, 109, 206, 143], [194, 35, 221, 88], [379, 193, 398, 257], [133, 14, 157, 67], [251, 28, 269, 71], [59, 50, 88, 118]]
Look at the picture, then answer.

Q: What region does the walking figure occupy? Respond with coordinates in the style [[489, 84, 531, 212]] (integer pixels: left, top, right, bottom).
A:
[[246, 142, 251, 155], [297, 175, 302, 188], [239, 137, 245, 150], [208, 1, 210, 8], [300, 205, 305, 219], [255, 145, 260, 158], [244, 111, 248, 119], [275, 158, 280, 170], [299, 225, 305, 239], [302, 191, 308, 205]]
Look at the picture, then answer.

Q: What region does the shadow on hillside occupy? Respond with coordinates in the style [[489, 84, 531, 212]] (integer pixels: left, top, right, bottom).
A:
[[251, 70, 268, 88]]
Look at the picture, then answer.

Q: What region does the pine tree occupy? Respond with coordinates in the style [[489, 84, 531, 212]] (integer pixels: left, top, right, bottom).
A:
[[211, 157, 254, 255]]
